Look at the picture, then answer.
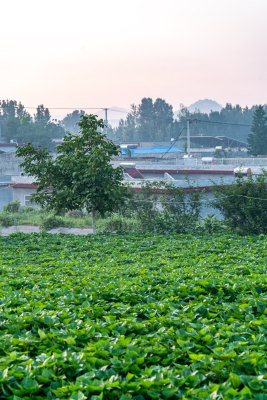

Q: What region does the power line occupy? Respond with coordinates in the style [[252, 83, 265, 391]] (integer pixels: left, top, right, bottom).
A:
[[129, 193, 267, 205], [11, 106, 130, 113], [160, 126, 186, 159], [109, 108, 129, 114], [23, 106, 105, 111], [190, 118, 251, 127]]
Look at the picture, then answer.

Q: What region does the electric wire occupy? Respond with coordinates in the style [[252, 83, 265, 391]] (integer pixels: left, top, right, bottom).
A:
[[160, 126, 186, 159], [128, 193, 267, 205], [190, 118, 251, 127]]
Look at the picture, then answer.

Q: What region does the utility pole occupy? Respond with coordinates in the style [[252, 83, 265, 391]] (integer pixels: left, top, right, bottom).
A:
[[186, 119, 191, 157], [104, 108, 108, 136]]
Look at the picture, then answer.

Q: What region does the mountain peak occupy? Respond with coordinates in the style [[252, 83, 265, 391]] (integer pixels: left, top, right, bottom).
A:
[[187, 99, 222, 114]]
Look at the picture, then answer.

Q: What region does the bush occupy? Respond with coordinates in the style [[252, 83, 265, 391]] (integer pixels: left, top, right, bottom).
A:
[[125, 181, 203, 233], [196, 214, 227, 234], [97, 214, 140, 233], [40, 216, 69, 232], [18, 206, 36, 214], [3, 201, 20, 213], [212, 171, 267, 234], [0, 213, 17, 227]]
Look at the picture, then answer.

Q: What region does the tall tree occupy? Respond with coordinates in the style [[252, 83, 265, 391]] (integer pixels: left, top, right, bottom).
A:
[[116, 105, 138, 142], [0, 100, 32, 142], [153, 98, 174, 140], [16, 115, 129, 234], [61, 110, 85, 134], [0, 100, 65, 148], [247, 105, 267, 156], [34, 105, 51, 124], [137, 97, 155, 141], [115, 98, 175, 142]]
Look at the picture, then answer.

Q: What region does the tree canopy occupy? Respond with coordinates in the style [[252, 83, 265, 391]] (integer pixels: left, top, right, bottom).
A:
[[0, 100, 65, 149], [115, 98, 176, 142], [61, 110, 86, 135], [115, 98, 261, 143], [16, 115, 129, 233], [247, 105, 267, 156]]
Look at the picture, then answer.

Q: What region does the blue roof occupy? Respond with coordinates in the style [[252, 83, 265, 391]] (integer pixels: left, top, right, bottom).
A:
[[130, 147, 182, 156]]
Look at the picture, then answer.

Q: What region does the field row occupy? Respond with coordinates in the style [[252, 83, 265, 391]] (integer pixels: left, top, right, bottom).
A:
[[0, 233, 266, 399]]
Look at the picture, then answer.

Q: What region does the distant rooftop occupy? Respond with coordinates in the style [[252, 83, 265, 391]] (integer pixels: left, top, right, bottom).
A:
[[131, 147, 182, 156], [186, 136, 247, 148]]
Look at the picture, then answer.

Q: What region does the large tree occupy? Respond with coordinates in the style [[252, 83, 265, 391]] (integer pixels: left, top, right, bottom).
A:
[[16, 115, 129, 233], [0, 100, 65, 148], [34, 104, 51, 124], [247, 105, 267, 155], [116, 98, 175, 142], [61, 110, 86, 135]]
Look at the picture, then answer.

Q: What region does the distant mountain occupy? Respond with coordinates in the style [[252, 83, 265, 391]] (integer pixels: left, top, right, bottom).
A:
[[187, 99, 222, 114]]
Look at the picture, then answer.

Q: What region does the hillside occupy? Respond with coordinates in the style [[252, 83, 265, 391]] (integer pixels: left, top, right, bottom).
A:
[[187, 99, 223, 114]]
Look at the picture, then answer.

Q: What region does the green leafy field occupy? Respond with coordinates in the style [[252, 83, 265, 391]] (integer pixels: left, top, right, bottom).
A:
[[0, 233, 266, 399]]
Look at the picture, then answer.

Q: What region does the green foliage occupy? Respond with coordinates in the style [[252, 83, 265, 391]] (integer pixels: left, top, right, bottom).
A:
[[125, 181, 203, 233], [0, 212, 17, 227], [0, 100, 65, 149], [196, 214, 227, 234], [212, 172, 267, 234], [61, 109, 86, 134], [247, 105, 267, 155], [116, 98, 175, 141], [3, 200, 20, 213], [34, 104, 51, 124], [40, 215, 70, 231], [97, 213, 140, 232], [179, 102, 255, 142], [67, 209, 86, 218], [0, 233, 266, 399], [16, 115, 129, 233], [0, 207, 93, 229], [116, 99, 260, 143]]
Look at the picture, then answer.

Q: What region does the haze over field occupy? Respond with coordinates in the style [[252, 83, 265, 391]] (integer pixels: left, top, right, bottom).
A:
[[1, 0, 267, 118]]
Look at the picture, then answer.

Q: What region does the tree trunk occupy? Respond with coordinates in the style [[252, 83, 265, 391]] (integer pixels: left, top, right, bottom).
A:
[[92, 208, 96, 234]]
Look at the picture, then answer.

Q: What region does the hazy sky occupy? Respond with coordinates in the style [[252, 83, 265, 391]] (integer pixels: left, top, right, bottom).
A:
[[1, 0, 267, 116]]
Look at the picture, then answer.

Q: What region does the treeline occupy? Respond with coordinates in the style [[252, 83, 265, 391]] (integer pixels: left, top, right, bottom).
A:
[[115, 98, 266, 143], [0, 100, 65, 149], [1, 98, 266, 150]]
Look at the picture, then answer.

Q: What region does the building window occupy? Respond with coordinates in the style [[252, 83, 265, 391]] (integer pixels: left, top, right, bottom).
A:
[[24, 195, 36, 207]]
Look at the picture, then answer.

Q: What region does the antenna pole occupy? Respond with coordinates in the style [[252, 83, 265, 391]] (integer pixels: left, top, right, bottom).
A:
[[187, 119, 191, 157]]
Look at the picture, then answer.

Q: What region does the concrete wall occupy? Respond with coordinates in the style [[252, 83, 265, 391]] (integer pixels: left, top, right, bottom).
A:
[[12, 188, 37, 207], [0, 153, 22, 175], [0, 186, 13, 210]]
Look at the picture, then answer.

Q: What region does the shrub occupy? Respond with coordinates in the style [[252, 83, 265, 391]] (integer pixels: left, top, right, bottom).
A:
[[18, 206, 36, 214], [40, 216, 69, 232], [98, 213, 140, 232], [0, 213, 17, 227], [3, 201, 20, 213], [212, 171, 267, 234], [196, 214, 227, 234], [125, 181, 203, 233]]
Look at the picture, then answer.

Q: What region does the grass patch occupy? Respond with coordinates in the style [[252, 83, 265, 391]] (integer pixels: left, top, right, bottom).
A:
[[0, 207, 92, 228]]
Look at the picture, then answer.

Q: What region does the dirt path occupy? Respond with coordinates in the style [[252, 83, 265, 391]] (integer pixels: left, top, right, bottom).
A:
[[0, 225, 94, 236]]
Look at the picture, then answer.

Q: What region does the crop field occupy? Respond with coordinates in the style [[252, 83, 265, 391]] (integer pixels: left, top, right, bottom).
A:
[[0, 233, 266, 399]]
